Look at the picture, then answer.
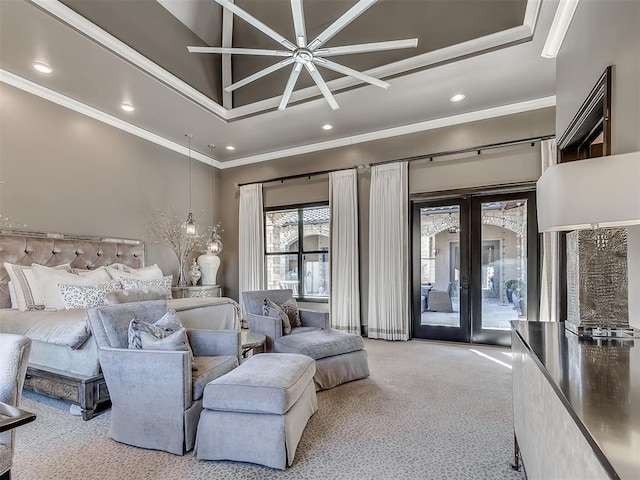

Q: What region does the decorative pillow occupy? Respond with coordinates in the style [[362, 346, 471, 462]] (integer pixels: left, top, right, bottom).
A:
[[128, 309, 197, 370], [139, 327, 190, 356], [3, 262, 71, 311], [280, 298, 302, 328], [32, 264, 112, 311], [106, 264, 164, 281], [105, 287, 167, 305], [120, 276, 172, 299], [58, 280, 122, 310], [263, 298, 291, 335]]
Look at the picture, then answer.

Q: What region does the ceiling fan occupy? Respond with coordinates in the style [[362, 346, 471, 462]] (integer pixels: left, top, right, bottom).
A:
[[187, 0, 418, 110]]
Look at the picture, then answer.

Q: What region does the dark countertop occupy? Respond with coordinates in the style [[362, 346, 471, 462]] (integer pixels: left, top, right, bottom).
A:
[[511, 321, 640, 479]]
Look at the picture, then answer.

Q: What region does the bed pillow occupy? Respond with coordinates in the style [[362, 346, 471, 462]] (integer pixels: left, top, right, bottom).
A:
[[58, 280, 122, 310], [106, 264, 164, 281], [105, 287, 167, 305], [32, 264, 111, 311], [3, 262, 71, 311], [263, 298, 292, 335], [120, 276, 173, 299], [128, 309, 196, 370], [8, 281, 18, 309]]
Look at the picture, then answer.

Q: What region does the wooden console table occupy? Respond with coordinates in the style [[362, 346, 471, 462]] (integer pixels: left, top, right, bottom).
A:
[[511, 320, 640, 479]]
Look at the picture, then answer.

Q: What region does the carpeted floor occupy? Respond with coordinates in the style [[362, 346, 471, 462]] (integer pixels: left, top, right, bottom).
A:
[[13, 339, 526, 480]]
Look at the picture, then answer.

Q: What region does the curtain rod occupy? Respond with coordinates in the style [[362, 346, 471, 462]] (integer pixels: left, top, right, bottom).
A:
[[370, 134, 555, 167], [237, 134, 555, 187], [237, 165, 358, 187]]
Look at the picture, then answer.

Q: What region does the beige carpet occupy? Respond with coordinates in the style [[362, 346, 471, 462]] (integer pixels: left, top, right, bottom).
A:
[[13, 339, 525, 480]]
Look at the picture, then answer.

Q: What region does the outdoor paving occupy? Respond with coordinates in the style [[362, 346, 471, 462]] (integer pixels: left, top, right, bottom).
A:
[[420, 296, 525, 330]]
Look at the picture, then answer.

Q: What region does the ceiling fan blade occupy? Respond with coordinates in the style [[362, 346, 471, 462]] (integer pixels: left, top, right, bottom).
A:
[[226, 58, 294, 92], [313, 57, 390, 89], [278, 64, 304, 110], [213, 0, 296, 50], [308, 0, 378, 51], [315, 38, 418, 56], [188, 46, 292, 57], [305, 63, 340, 110], [290, 0, 307, 47]]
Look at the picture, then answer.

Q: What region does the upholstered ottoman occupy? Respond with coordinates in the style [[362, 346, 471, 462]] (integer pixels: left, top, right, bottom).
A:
[[274, 329, 370, 391], [195, 353, 317, 470]]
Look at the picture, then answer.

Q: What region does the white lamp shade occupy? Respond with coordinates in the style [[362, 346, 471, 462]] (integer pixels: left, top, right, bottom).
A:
[[537, 151, 640, 232]]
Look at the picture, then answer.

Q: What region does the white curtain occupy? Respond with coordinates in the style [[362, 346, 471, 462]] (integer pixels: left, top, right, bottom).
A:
[[367, 162, 410, 340], [238, 184, 264, 318], [329, 169, 361, 334], [539, 139, 558, 321]]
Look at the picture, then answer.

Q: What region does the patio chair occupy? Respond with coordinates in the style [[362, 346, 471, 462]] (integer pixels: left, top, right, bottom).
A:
[[426, 282, 454, 313]]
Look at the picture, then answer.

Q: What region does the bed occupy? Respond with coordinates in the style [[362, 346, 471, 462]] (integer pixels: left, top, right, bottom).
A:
[[0, 230, 240, 420]]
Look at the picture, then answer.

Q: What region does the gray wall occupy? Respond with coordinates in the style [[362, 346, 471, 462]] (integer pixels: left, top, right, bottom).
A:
[[219, 107, 555, 324], [556, 0, 640, 327], [0, 83, 221, 281]]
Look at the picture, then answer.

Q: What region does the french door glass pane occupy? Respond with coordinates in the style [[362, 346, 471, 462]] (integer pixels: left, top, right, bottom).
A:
[[419, 206, 460, 327], [266, 254, 299, 294], [302, 253, 329, 298], [265, 209, 298, 253], [480, 200, 528, 329]]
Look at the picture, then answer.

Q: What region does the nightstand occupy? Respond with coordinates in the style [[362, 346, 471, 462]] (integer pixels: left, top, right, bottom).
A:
[[171, 285, 222, 299]]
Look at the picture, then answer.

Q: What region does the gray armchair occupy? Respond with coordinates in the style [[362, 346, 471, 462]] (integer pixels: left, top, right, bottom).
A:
[[87, 300, 240, 455], [243, 289, 329, 352], [0, 334, 32, 480]]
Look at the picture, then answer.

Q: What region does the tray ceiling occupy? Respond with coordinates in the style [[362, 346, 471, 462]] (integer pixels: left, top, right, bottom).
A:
[[0, 0, 557, 166]]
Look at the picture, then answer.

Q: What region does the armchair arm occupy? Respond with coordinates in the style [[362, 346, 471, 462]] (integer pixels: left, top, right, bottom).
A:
[[186, 329, 240, 362], [247, 313, 282, 352], [97, 347, 190, 408], [300, 309, 330, 330]]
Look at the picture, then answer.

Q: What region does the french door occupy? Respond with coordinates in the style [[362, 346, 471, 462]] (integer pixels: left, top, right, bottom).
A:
[[412, 191, 538, 346]]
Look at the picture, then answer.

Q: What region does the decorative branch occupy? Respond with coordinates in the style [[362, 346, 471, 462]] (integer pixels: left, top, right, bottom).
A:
[[145, 209, 222, 284]]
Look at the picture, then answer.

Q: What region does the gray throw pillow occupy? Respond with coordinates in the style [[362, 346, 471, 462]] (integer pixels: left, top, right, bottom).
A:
[[105, 287, 167, 305], [280, 298, 302, 328], [263, 298, 291, 334], [140, 327, 189, 353], [128, 309, 197, 370]]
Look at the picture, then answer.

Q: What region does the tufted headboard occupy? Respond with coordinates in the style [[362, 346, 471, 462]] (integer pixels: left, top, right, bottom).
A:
[[0, 230, 145, 309]]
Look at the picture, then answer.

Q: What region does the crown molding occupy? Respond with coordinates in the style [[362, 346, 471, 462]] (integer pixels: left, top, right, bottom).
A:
[[0, 69, 221, 168], [1, 67, 554, 171], [220, 96, 557, 168]]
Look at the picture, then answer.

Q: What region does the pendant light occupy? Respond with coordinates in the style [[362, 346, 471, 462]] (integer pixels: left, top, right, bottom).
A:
[[197, 144, 223, 285], [185, 133, 196, 236]]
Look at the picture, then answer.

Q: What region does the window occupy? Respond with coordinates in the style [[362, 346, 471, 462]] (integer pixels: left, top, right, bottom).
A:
[[265, 204, 330, 300]]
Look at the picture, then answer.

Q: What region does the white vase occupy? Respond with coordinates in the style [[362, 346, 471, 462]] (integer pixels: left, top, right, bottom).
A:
[[197, 253, 220, 285]]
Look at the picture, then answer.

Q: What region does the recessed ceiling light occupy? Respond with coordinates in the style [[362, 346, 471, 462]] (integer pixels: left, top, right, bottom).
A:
[[450, 93, 466, 103], [322, 124, 333, 130], [225, 145, 236, 151], [32, 62, 52, 74], [120, 103, 135, 112]]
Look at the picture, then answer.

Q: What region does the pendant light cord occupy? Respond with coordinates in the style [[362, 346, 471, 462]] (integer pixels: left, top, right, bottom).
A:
[[188, 134, 193, 213]]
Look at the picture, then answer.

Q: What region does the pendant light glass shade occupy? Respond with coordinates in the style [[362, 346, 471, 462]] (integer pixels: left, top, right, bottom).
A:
[[207, 232, 223, 254], [185, 212, 196, 236]]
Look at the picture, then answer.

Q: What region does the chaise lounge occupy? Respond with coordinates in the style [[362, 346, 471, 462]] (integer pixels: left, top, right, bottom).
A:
[[243, 289, 369, 390]]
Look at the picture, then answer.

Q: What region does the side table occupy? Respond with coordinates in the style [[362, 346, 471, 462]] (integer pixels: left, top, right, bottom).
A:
[[241, 330, 266, 358], [171, 285, 222, 299], [0, 401, 36, 433]]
